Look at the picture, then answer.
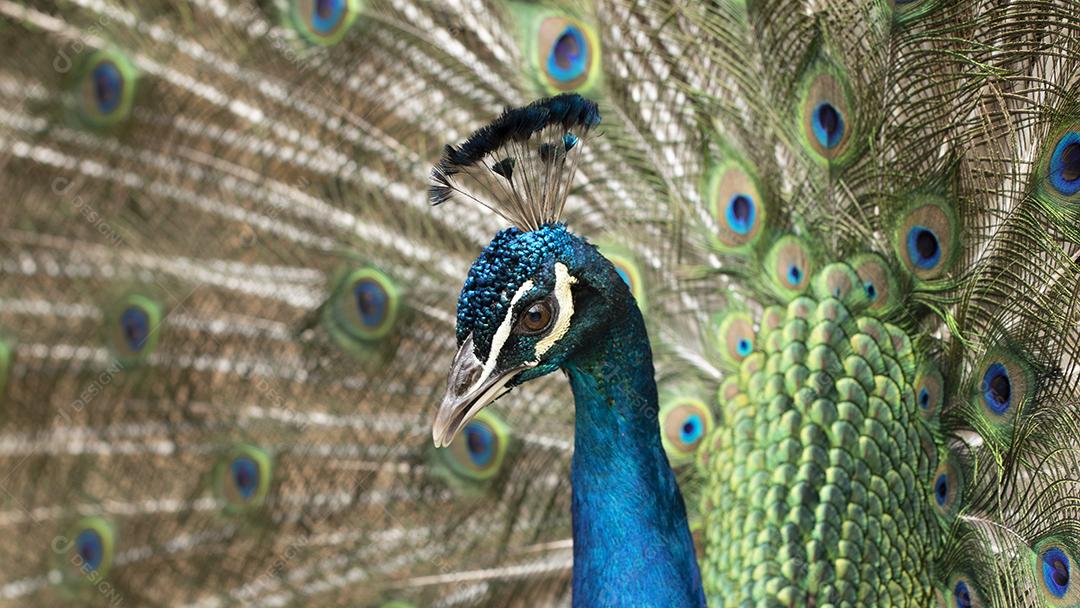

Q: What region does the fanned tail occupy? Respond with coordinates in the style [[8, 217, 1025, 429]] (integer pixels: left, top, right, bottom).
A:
[[635, 1, 1080, 605]]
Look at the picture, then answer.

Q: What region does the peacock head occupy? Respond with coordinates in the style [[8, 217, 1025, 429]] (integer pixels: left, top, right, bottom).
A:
[[427, 94, 606, 447], [433, 223, 627, 447]]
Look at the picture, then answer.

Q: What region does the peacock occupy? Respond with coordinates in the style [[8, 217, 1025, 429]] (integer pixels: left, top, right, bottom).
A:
[[1, 0, 1079, 606]]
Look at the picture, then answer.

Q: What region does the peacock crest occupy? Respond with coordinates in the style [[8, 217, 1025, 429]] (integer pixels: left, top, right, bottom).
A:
[[430, 94, 601, 231]]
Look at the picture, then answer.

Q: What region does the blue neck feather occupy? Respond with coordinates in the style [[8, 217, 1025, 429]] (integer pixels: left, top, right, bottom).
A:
[[565, 297, 705, 607]]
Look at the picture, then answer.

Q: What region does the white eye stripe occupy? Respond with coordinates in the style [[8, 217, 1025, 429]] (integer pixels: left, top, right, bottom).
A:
[[469, 279, 534, 393], [469, 263, 577, 390], [532, 263, 577, 359]]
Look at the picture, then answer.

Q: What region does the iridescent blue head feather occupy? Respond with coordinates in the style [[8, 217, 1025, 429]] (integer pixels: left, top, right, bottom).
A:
[[433, 222, 630, 446], [455, 224, 575, 353]]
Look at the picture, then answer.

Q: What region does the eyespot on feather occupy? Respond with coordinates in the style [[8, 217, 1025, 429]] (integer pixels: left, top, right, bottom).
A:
[[974, 349, 1033, 424], [949, 576, 983, 608], [799, 70, 854, 163], [513, 5, 600, 94], [849, 252, 901, 314], [931, 458, 962, 517], [324, 267, 401, 352], [289, 0, 362, 46], [106, 294, 161, 363], [537, 16, 597, 92], [1042, 129, 1080, 199], [76, 50, 137, 128], [440, 410, 511, 482], [216, 445, 273, 511], [705, 161, 766, 249], [1032, 539, 1080, 605], [714, 312, 756, 366], [58, 517, 116, 584], [659, 397, 714, 465], [766, 236, 814, 297], [892, 197, 958, 280], [914, 365, 944, 418]]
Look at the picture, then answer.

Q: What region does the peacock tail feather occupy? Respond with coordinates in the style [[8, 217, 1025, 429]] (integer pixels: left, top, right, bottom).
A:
[[0, 0, 1078, 606]]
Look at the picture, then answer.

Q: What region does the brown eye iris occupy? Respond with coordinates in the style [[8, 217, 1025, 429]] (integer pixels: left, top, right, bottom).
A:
[[518, 301, 554, 334]]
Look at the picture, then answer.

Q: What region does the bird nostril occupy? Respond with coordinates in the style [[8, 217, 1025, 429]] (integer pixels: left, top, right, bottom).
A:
[[455, 365, 481, 394]]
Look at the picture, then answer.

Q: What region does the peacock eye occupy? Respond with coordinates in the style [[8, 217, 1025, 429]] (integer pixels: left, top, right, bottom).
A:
[[290, 0, 360, 46], [517, 300, 554, 335], [953, 580, 973, 608], [75, 528, 105, 572], [62, 517, 115, 581], [1041, 546, 1071, 598], [536, 16, 596, 91]]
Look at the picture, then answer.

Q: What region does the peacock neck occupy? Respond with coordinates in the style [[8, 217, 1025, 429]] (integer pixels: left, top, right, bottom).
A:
[[564, 299, 705, 608]]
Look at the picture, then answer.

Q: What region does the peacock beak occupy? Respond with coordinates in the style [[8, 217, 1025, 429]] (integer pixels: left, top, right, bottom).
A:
[[432, 334, 529, 448]]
